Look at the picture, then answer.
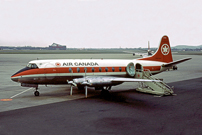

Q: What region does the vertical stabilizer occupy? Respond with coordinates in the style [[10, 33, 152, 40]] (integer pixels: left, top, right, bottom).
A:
[[138, 35, 173, 63]]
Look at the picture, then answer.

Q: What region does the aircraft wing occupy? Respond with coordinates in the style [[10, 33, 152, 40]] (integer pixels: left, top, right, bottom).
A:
[[162, 57, 192, 67], [69, 76, 161, 87], [111, 77, 160, 82]]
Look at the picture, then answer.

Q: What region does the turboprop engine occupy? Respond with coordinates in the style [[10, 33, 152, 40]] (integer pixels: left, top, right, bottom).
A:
[[86, 77, 120, 87]]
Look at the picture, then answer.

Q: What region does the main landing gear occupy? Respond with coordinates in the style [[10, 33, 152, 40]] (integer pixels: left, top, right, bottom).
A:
[[101, 86, 111, 96], [34, 87, 40, 96]]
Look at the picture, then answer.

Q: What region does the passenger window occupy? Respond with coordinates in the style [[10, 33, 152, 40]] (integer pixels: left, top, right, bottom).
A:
[[92, 67, 95, 72], [105, 67, 108, 72], [119, 67, 122, 72], [69, 68, 72, 73], [77, 68, 80, 73], [84, 67, 87, 72], [99, 67, 102, 72], [112, 67, 115, 72]]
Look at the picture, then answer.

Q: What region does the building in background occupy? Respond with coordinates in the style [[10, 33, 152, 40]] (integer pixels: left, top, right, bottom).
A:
[[49, 43, 66, 50]]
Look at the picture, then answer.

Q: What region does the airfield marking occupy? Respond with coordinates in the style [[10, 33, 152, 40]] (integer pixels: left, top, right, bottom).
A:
[[10, 88, 33, 99], [0, 99, 12, 101]]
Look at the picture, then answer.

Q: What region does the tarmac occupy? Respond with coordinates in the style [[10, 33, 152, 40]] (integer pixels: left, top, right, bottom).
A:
[[0, 53, 202, 135]]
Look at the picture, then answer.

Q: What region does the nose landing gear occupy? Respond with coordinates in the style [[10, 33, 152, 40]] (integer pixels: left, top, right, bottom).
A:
[[34, 87, 40, 96]]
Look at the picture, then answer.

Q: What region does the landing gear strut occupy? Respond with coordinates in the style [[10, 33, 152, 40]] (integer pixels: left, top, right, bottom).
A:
[[34, 87, 40, 96], [103, 86, 111, 90]]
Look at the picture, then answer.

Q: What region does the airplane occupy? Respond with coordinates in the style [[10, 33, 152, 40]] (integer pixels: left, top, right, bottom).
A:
[[124, 41, 153, 57], [11, 35, 191, 97], [144, 41, 153, 56]]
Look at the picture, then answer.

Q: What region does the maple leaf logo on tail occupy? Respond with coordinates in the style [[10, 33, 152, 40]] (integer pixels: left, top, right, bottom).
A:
[[161, 44, 170, 55]]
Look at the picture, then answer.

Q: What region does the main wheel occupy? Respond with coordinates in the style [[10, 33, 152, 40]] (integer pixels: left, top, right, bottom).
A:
[[173, 66, 178, 70], [34, 91, 40, 96]]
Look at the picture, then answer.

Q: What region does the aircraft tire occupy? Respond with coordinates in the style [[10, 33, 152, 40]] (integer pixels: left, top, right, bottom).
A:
[[34, 91, 40, 96]]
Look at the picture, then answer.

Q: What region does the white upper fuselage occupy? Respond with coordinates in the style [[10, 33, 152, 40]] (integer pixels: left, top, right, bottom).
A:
[[30, 59, 164, 68]]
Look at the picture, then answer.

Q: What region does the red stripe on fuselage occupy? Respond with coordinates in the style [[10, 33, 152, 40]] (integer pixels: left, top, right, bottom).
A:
[[11, 66, 161, 78]]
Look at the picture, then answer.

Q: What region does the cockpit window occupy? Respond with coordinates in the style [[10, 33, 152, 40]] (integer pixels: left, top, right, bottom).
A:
[[27, 63, 38, 69]]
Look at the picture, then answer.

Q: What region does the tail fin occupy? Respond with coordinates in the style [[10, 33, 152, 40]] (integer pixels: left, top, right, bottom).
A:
[[138, 35, 173, 63]]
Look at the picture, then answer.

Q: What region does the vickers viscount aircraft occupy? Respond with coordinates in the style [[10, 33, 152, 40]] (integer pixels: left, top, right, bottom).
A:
[[11, 35, 191, 97]]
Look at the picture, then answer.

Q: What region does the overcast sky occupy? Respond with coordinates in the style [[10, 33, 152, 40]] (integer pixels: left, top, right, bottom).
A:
[[0, 0, 202, 48]]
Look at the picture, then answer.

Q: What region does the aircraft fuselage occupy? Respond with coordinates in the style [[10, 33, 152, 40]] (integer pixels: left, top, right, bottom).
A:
[[11, 59, 165, 86]]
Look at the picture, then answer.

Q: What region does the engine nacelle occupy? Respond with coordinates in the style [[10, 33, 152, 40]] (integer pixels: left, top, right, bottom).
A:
[[73, 78, 86, 84], [87, 78, 113, 86]]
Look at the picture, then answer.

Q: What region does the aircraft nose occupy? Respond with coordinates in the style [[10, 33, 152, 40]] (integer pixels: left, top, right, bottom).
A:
[[11, 67, 29, 83], [11, 76, 19, 82], [11, 71, 21, 83]]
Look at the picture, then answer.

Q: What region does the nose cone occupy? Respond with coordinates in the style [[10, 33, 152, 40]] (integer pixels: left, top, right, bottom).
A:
[[11, 76, 19, 82], [11, 72, 20, 82]]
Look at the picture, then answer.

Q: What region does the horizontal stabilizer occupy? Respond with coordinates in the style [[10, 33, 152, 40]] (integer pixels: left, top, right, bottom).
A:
[[162, 57, 192, 67]]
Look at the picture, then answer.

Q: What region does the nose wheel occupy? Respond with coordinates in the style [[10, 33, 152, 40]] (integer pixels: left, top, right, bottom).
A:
[[34, 87, 40, 96]]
